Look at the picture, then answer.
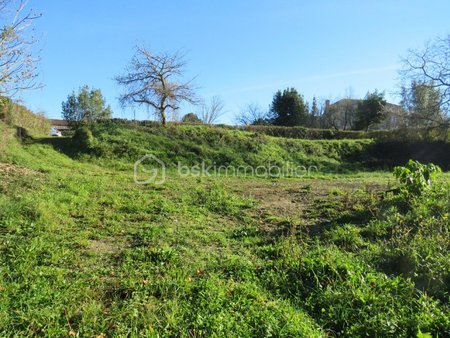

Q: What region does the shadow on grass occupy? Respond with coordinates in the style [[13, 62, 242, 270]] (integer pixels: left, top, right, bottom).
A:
[[27, 137, 87, 159]]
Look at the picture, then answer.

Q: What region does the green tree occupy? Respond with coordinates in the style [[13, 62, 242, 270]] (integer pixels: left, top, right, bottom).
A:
[[354, 91, 386, 131], [62, 85, 112, 126], [271, 88, 308, 126], [181, 112, 202, 123], [309, 96, 320, 128], [311, 97, 319, 117], [400, 81, 443, 127]]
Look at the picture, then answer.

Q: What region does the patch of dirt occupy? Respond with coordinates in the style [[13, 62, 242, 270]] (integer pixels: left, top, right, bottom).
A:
[[235, 179, 387, 214], [86, 237, 125, 255], [229, 178, 389, 237], [0, 162, 43, 194], [0, 162, 37, 176], [243, 181, 309, 217]]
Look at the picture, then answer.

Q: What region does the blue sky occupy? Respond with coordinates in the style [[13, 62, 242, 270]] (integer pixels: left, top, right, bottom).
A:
[[19, 0, 450, 123]]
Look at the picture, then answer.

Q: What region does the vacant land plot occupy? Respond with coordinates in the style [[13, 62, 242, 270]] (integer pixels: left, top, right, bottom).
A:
[[0, 127, 449, 337]]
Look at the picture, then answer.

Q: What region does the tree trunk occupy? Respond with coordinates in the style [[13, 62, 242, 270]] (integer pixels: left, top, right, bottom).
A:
[[161, 110, 166, 127]]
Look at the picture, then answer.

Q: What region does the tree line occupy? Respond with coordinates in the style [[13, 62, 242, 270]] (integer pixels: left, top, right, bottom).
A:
[[0, 1, 449, 133], [60, 36, 450, 132], [235, 88, 388, 131]]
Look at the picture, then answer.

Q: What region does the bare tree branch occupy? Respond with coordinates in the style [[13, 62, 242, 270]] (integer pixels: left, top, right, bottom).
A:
[[234, 103, 270, 125], [115, 46, 197, 126], [0, 0, 41, 96], [400, 34, 450, 128], [198, 95, 225, 124]]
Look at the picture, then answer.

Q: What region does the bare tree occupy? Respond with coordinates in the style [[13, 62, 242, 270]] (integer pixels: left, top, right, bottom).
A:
[[322, 95, 358, 130], [400, 35, 450, 127], [199, 95, 225, 124], [0, 0, 41, 96], [234, 103, 270, 125], [115, 46, 197, 126]]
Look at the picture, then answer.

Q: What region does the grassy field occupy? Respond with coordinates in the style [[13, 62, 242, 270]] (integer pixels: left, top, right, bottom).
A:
[[0, 122, 449, 337]]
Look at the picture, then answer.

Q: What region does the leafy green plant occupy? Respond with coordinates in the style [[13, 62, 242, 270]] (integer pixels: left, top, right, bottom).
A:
[[393, 160, 441, 197]]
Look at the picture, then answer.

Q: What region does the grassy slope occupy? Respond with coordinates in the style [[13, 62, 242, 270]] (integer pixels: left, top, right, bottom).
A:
[[0, 122, 449, 337], [0, 97, 49, 137], [84, 122, 374, 172], [0, 127, 324, 336]]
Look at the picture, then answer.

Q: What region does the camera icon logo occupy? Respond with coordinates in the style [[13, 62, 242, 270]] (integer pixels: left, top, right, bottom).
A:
[[134, 154, 166, 185]]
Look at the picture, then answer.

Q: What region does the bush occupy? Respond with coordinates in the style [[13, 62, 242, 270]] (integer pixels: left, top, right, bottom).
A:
[[393, 160, 441, 198], [242, 125, 365, 139], [72, 126, 94, 150], [181, 113, 202, 124]]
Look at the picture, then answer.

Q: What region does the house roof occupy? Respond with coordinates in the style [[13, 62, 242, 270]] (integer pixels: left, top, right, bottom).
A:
[[49, 119, 71, 130], [49, 119, 69, 126], [328, 99, 403, 110]]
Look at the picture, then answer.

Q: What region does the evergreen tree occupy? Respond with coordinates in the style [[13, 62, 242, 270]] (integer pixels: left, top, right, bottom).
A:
[[311, 97, 319, 116], [310, 96, 320, 127], [270, 88, 308, 126], [354, 91, 386, 131]]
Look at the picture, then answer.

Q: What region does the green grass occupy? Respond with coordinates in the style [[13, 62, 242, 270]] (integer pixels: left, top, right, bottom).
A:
[[73, 121, 375, 173], [0, 122, 449, 337], [0, 97, 49, 137]]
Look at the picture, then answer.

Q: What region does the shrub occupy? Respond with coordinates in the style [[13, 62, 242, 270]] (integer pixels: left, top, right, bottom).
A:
[[72, 126, 95, 150], [181, 113, 202, 123], [364, 161, 450, 302]]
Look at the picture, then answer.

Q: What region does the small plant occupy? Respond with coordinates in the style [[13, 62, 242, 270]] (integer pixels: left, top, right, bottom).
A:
[[393, 160, 441, 197]]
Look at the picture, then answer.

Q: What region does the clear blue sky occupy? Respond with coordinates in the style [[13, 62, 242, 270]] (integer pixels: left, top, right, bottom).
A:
[[19, 0, 450, 123]]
